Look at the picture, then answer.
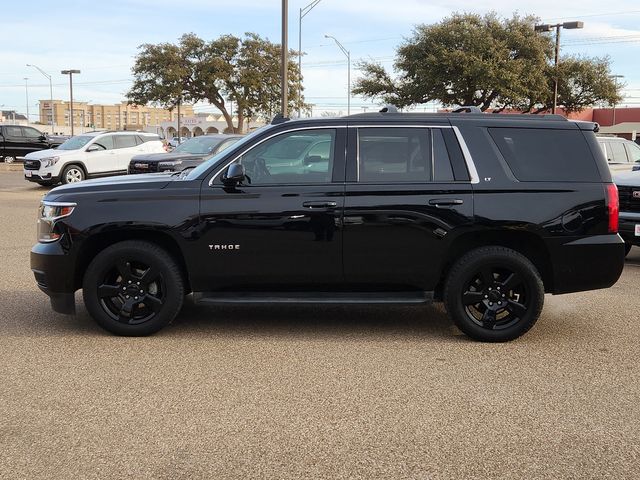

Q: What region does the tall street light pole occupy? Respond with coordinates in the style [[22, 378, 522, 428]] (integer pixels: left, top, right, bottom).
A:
[[23, 78, 29, 125], [27, 64, 55, 133], [324, 35, 350, 115], [281, 0, 289, 117], [298, 0, 322, 117], [61, 69, 80, 136], [610, 74, 624, 126], [534, 21, 584, 114]]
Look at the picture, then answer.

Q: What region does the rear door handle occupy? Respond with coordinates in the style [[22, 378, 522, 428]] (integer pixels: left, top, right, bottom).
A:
[[428, 198, 464, 207], [303, 201, 337, 209]]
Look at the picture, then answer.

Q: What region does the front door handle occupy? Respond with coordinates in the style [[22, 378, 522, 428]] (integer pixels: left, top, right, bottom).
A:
[[428, 198, 464, 207], [303, 201, 337, 209]]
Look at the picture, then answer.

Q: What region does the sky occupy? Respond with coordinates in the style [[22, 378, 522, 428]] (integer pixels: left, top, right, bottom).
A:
[[2, 0, 640, 120]]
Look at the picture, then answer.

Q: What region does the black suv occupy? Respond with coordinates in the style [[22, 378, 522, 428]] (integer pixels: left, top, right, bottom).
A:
[[30, 110, 625, 341], [0, 125, 65, 163], [613, 171, 640, 255]]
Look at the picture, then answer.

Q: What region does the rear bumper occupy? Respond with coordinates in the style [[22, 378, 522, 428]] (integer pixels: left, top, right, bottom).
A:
[[31, 241, 76, 314], [550, 234, 625, 294], [619, 212, 640, 246]]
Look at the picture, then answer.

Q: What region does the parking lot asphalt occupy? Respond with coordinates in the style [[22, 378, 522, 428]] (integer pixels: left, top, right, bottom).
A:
[[0, 170, 638, 479]]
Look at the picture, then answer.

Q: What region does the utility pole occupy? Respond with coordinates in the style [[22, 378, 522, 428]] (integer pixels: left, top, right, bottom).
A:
[[61, 69, 81, 136], [281, 0, 289, 117], [24, 78, 29, 124], [610, 75, 624, 126], [298, 0, 322, 117], [534, 21, 584, 114], [27, 64, 55, 133], [325, 35, 351, 115]]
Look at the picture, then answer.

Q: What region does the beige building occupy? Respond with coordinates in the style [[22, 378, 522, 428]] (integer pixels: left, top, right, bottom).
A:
[[38, 100, 194, 131]]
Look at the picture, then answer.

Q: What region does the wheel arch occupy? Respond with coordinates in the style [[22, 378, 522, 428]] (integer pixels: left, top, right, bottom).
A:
[[61, 161, 88, 178], [435, 229, 554, 299], [74, 229, 192, 293]]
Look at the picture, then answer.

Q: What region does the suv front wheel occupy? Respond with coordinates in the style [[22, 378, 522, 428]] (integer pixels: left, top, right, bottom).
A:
[[82, 240, 184, 336], [444, 246, 544, 342], [61, 164, 85, 184]]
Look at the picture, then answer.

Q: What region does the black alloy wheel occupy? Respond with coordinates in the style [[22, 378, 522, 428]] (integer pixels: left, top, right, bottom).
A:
[[83, 240, 184, 336], [444, 246, 544, 342]]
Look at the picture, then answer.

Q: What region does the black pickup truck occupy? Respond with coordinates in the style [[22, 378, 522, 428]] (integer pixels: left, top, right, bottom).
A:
[[0, 125, 65, 163], [30, 109, 625, 341]]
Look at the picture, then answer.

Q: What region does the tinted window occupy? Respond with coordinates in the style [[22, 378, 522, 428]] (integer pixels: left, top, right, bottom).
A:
[[626, 142, 640, 162], [114, 135, 137, 149], [608, 142, 629, 163], [5, 126, 22, 137], [358, 128, 430, 183], [433, 129, 455, 181], [174, 137, 223, 154], [233, 129, 335, 185], [22, 127, 42, 138], [92, 135, 114, 150], [489, 128, 600, 182]]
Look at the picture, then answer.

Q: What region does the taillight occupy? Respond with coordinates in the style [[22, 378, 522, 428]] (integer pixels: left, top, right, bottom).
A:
[[606, 183, 619, 233]]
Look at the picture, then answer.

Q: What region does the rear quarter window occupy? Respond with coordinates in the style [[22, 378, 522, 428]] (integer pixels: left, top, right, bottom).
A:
[[488, 127, 601, 182]]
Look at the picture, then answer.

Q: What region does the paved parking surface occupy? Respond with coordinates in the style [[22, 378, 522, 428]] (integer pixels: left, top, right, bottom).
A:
[[0, 170, 638, 479]]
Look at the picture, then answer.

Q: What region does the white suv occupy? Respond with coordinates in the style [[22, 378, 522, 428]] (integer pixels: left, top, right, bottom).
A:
[[596, 136, 640, 172], [23, 131, 165, 185]]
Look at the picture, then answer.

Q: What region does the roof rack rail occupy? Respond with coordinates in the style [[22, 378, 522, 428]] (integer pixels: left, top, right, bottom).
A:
[[379, 105, 399, 113], [452, 106, 483, 113], [271, 113, 290, 125]]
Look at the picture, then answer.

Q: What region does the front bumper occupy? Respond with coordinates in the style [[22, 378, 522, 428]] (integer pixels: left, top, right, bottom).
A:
[[31, 241, 76, 314], [619, 212, 640, 246], [549, 234, 625, 294], [24, 170, 59, 183]]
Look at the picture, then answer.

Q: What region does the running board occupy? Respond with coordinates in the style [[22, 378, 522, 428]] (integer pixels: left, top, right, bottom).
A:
[[194, 291, 433, 305]]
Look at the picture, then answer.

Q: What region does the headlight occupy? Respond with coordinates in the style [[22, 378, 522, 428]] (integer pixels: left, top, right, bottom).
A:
[[41, 156, 60, 168], [158, 160, 183, 168], [37, 201, 76, 243]]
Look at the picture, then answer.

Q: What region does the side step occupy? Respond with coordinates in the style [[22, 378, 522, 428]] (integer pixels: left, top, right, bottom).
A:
[[194, 291, 433, 305]]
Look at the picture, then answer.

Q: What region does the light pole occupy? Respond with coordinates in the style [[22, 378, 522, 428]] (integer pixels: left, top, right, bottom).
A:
[[23, 78, 29, 125], [324, 34, 350, 115], [610, 74, 624, 126], [61, 69, 81, 136], [281, 0, 289, 117], [534, 21, 584, 114], [298, 0, 322, 117], [27, 64, 55, 133]]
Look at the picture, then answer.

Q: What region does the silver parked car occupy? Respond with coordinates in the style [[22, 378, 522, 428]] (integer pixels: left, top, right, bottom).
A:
[[597, 136, 640, 172]]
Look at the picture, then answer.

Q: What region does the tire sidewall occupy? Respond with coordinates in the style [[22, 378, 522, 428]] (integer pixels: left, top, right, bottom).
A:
[[4, 156, 15, 164], [445, 248, 544, 342], [83, 242, 184, 336], [61, 164, 85, 184]]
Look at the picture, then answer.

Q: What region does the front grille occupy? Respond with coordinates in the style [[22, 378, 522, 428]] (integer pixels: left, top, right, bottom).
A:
[[129, 162, 159, 174], [618, 185, 640, 213], [24, 159, 41, 170]]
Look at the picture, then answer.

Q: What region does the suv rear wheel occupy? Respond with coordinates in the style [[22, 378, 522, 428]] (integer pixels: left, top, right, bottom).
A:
[[444, 246, 544, 342], [82, 240, 184, 336]]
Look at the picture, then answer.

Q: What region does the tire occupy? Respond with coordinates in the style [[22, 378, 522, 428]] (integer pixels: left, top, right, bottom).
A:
[[3, 155, 15, 164], [61, 164, 85, 184], [443, 246, 544, 342], [624, 243, 632, 257], [82, 240, 184, 336]]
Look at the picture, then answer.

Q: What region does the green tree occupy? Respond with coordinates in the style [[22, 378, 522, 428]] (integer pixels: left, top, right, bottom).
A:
[[354, 12, 621, 113], [128, 33, 307, 133]]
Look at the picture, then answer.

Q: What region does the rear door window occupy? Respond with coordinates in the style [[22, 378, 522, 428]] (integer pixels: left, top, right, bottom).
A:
[[5, 126, 22, 137], [113, 135, 138, 149], [488, 128, 601, 182], [608, 142, 629, 163]]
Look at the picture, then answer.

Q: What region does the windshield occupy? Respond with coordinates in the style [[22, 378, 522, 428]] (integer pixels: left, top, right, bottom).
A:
[[57, 135, 93, 150], [174, 137, 223, 154], [185, 126, 270, 180]]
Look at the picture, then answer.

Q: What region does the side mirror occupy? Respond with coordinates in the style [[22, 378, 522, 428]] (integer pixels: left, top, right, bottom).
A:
[[86, 144, 101, 152], [39, 135, 47, 141], [304, 155, 324, 165], [222, 163, 246, 185]]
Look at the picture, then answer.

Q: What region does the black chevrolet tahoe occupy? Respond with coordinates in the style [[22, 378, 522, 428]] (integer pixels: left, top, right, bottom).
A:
[[30, 110, 625, 341], [0, 125, 65, 163]]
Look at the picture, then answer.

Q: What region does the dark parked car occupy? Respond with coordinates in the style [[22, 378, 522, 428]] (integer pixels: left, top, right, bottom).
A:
[[0, 125, 65, 163], [128, 134, 242, 174], [613, 171, 640, 255], [31, 109, 624, 341]]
